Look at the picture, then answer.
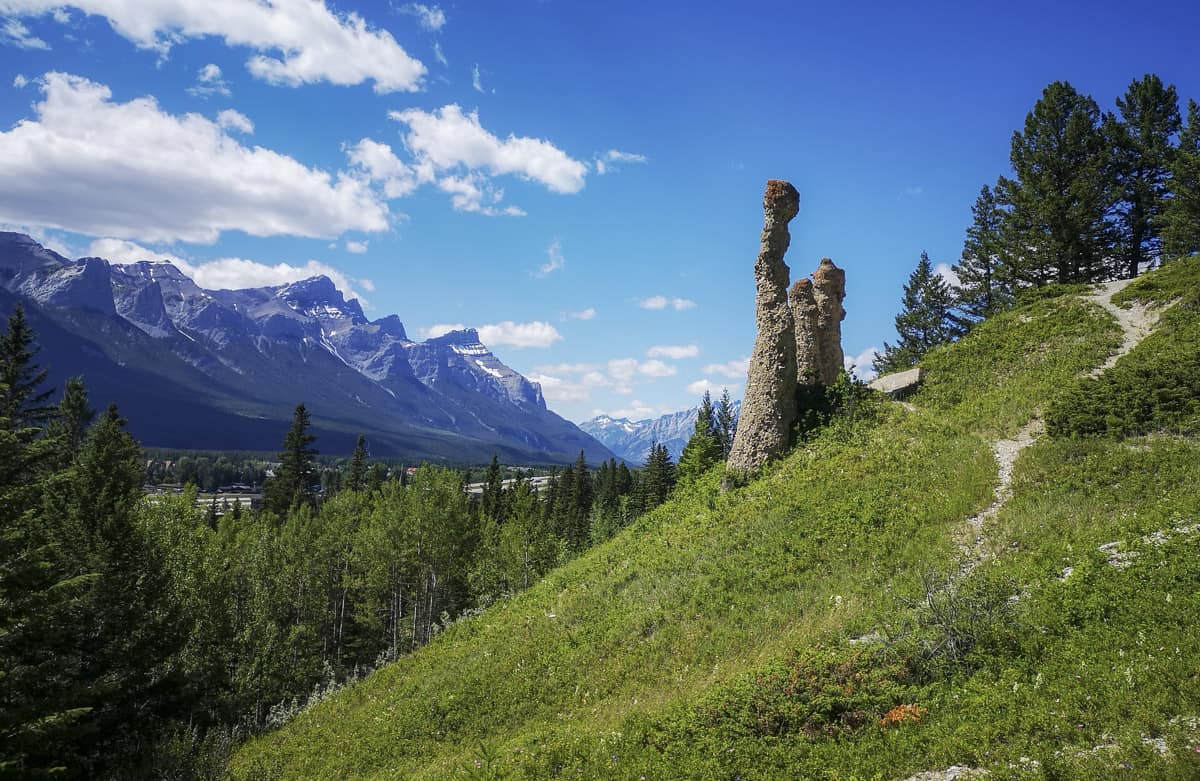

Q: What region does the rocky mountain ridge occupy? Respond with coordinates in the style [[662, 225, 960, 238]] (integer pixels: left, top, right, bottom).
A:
[[580, 400, 740, 464], [0, 232, 612, 463]]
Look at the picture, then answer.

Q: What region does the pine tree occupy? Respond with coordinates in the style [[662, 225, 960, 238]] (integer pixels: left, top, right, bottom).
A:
[[677, 391, 722, 485], [953, 184, 1014, 321], [1107, 74, 1182, 277], [641, 443, 676, 511], [998, 81, 1117, 285], [263, 403, 319, 516], [1162, 99, 1200, 259], [47, 376, 95, 465], [0, 305, 54, 436], [480, 454, 505, 524], [347, 434, 368, 492], [716, 388, 737, 459], [874, 252, 967, 374]]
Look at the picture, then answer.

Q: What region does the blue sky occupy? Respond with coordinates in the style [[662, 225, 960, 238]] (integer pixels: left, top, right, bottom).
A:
[[1, 1, 1198, 424]]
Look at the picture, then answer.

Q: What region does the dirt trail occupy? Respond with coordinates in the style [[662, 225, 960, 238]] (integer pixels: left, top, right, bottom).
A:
[[953, 276, 1154, 573], [896, 278, 1165, 780]]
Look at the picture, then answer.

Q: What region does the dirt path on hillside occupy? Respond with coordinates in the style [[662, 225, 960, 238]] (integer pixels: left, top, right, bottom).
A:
[[896, 279, 1166, 781], [952, 277, 1155, 574]]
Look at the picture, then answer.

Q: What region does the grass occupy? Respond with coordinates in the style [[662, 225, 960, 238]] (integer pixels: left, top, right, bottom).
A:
[[231, 267, 1199, 780]]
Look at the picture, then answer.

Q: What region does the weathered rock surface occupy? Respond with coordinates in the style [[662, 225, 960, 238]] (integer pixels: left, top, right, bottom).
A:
[[868, 366, 923, 396], [726, 180, 800, 474], [812, 257, 846, 386], [789, 277, 820, 386]]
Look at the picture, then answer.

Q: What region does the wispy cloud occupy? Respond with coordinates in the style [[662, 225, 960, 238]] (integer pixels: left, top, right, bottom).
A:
[[345, 239, 368, 254], [686, 378, 739, 397], [534, 238, 564, 277], [594, 148, 647, 175], [187, 63, 231, 98], [647, 344, 698, 359], [703, 357, 749, 378], [471, 63, 484, 93], [638, 295, 696, 311], [2, 18, 49, 49], [398, 3, 446, 31], [562, 307, 596, 321], [898, 185, 924, 199]]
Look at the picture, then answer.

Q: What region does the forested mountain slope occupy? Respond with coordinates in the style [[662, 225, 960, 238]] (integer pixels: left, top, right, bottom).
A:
[[233, 259, 1200, 779]]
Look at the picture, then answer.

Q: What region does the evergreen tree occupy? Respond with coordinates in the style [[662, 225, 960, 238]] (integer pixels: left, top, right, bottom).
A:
[[347, 434, 368, 492], [46, 376, 95, 466], [0, 305, 54, 436], [677, 391, 722, 485], [1107, 74, 1182, 277], [716, 388, 737, 459], [640, 443, 676, 511], [1162, 99, 1200, 259], [480, 454, 505, 525], [953, 184, 1014, 320], [874, 252, 967, 374], [263, 403, 319, 516], [998, 81, 1117, 284]]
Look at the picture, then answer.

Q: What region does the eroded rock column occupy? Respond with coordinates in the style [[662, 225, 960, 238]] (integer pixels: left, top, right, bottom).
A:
[[812, 257, 846, 386], [789, 277, 820, 386], [726, 180, 800, 475]]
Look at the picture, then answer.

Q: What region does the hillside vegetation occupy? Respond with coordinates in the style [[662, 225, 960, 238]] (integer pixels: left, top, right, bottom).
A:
[[233, 259, 1200, 779]]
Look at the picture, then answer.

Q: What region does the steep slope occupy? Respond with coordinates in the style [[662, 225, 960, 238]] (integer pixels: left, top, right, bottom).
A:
[[0, 233, 612, 463], [581, 401, 741, 463], [234, 264, 1200, 779]]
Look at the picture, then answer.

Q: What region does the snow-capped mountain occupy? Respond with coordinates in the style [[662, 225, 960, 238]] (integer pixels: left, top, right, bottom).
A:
[[580, 401, 740, 465], [0, 232, 613, 463]]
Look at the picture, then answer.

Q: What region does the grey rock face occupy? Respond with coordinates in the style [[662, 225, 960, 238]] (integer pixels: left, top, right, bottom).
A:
[[726, 180, 801, 474], [789, 277, 820, 386], [812, 257, 846, 386]]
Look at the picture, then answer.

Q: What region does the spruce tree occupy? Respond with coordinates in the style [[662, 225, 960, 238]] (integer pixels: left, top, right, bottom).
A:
[[1162, 99, 1200, 259], [716, 388, 737, 459], [480, 454, 505, 524], [47, 376, 95, 465], [1107, 74, 1182, 277], [953, 184, 1014, 321], [874, 252, 967, 374], [998, 81, 1117, 284], [263, 403, 319, 516], [0, 305, 54, 436], [347, 434, 368, 492], [677, 391, 722, 485]]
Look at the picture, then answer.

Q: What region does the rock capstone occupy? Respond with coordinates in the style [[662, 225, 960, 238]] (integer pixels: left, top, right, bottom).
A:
[[726, 180, 800, 475]]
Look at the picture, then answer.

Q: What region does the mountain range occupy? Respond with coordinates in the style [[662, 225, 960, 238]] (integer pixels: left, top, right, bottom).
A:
[[0, 232, 614, 464], [580, 400, 740, 464]]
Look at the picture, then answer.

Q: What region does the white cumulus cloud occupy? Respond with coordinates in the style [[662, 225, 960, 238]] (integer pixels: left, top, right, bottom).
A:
[[345, 239, 367, 254], [934, 261, 960, 288], [647, 344, 698, 359], [216, 108, 253, 133], [638, 295, 696, 311], [686, 378, 738, 397], [0, 73, 389, 244], [12, 73, 28, 88], [86, 237, 372, 305], [419, 320, 562, 349], [187, 62, 230, 97], [345, 137, 419, 199], [3, 0, 426, 92], [844, 346, 881, 382], [390, 103, 588, 196], [703, 357, 749, 378]]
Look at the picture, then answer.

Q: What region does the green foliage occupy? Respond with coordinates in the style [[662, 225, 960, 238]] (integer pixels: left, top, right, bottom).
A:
[[1048, 258, 1200, 438], [262, 403, 319, 516], [953, 184, 1015, 321], [998, 80, 1117, 285], [1107, 74, 1182, 278], [677, 391, 722, 486], [915, 294, 1119, 437], [1162, 99, 1200, 260], [874, 251, 967, 374]]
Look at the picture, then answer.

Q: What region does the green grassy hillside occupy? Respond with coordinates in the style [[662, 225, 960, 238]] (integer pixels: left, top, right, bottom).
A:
[[232, 260, 1200, 780]]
